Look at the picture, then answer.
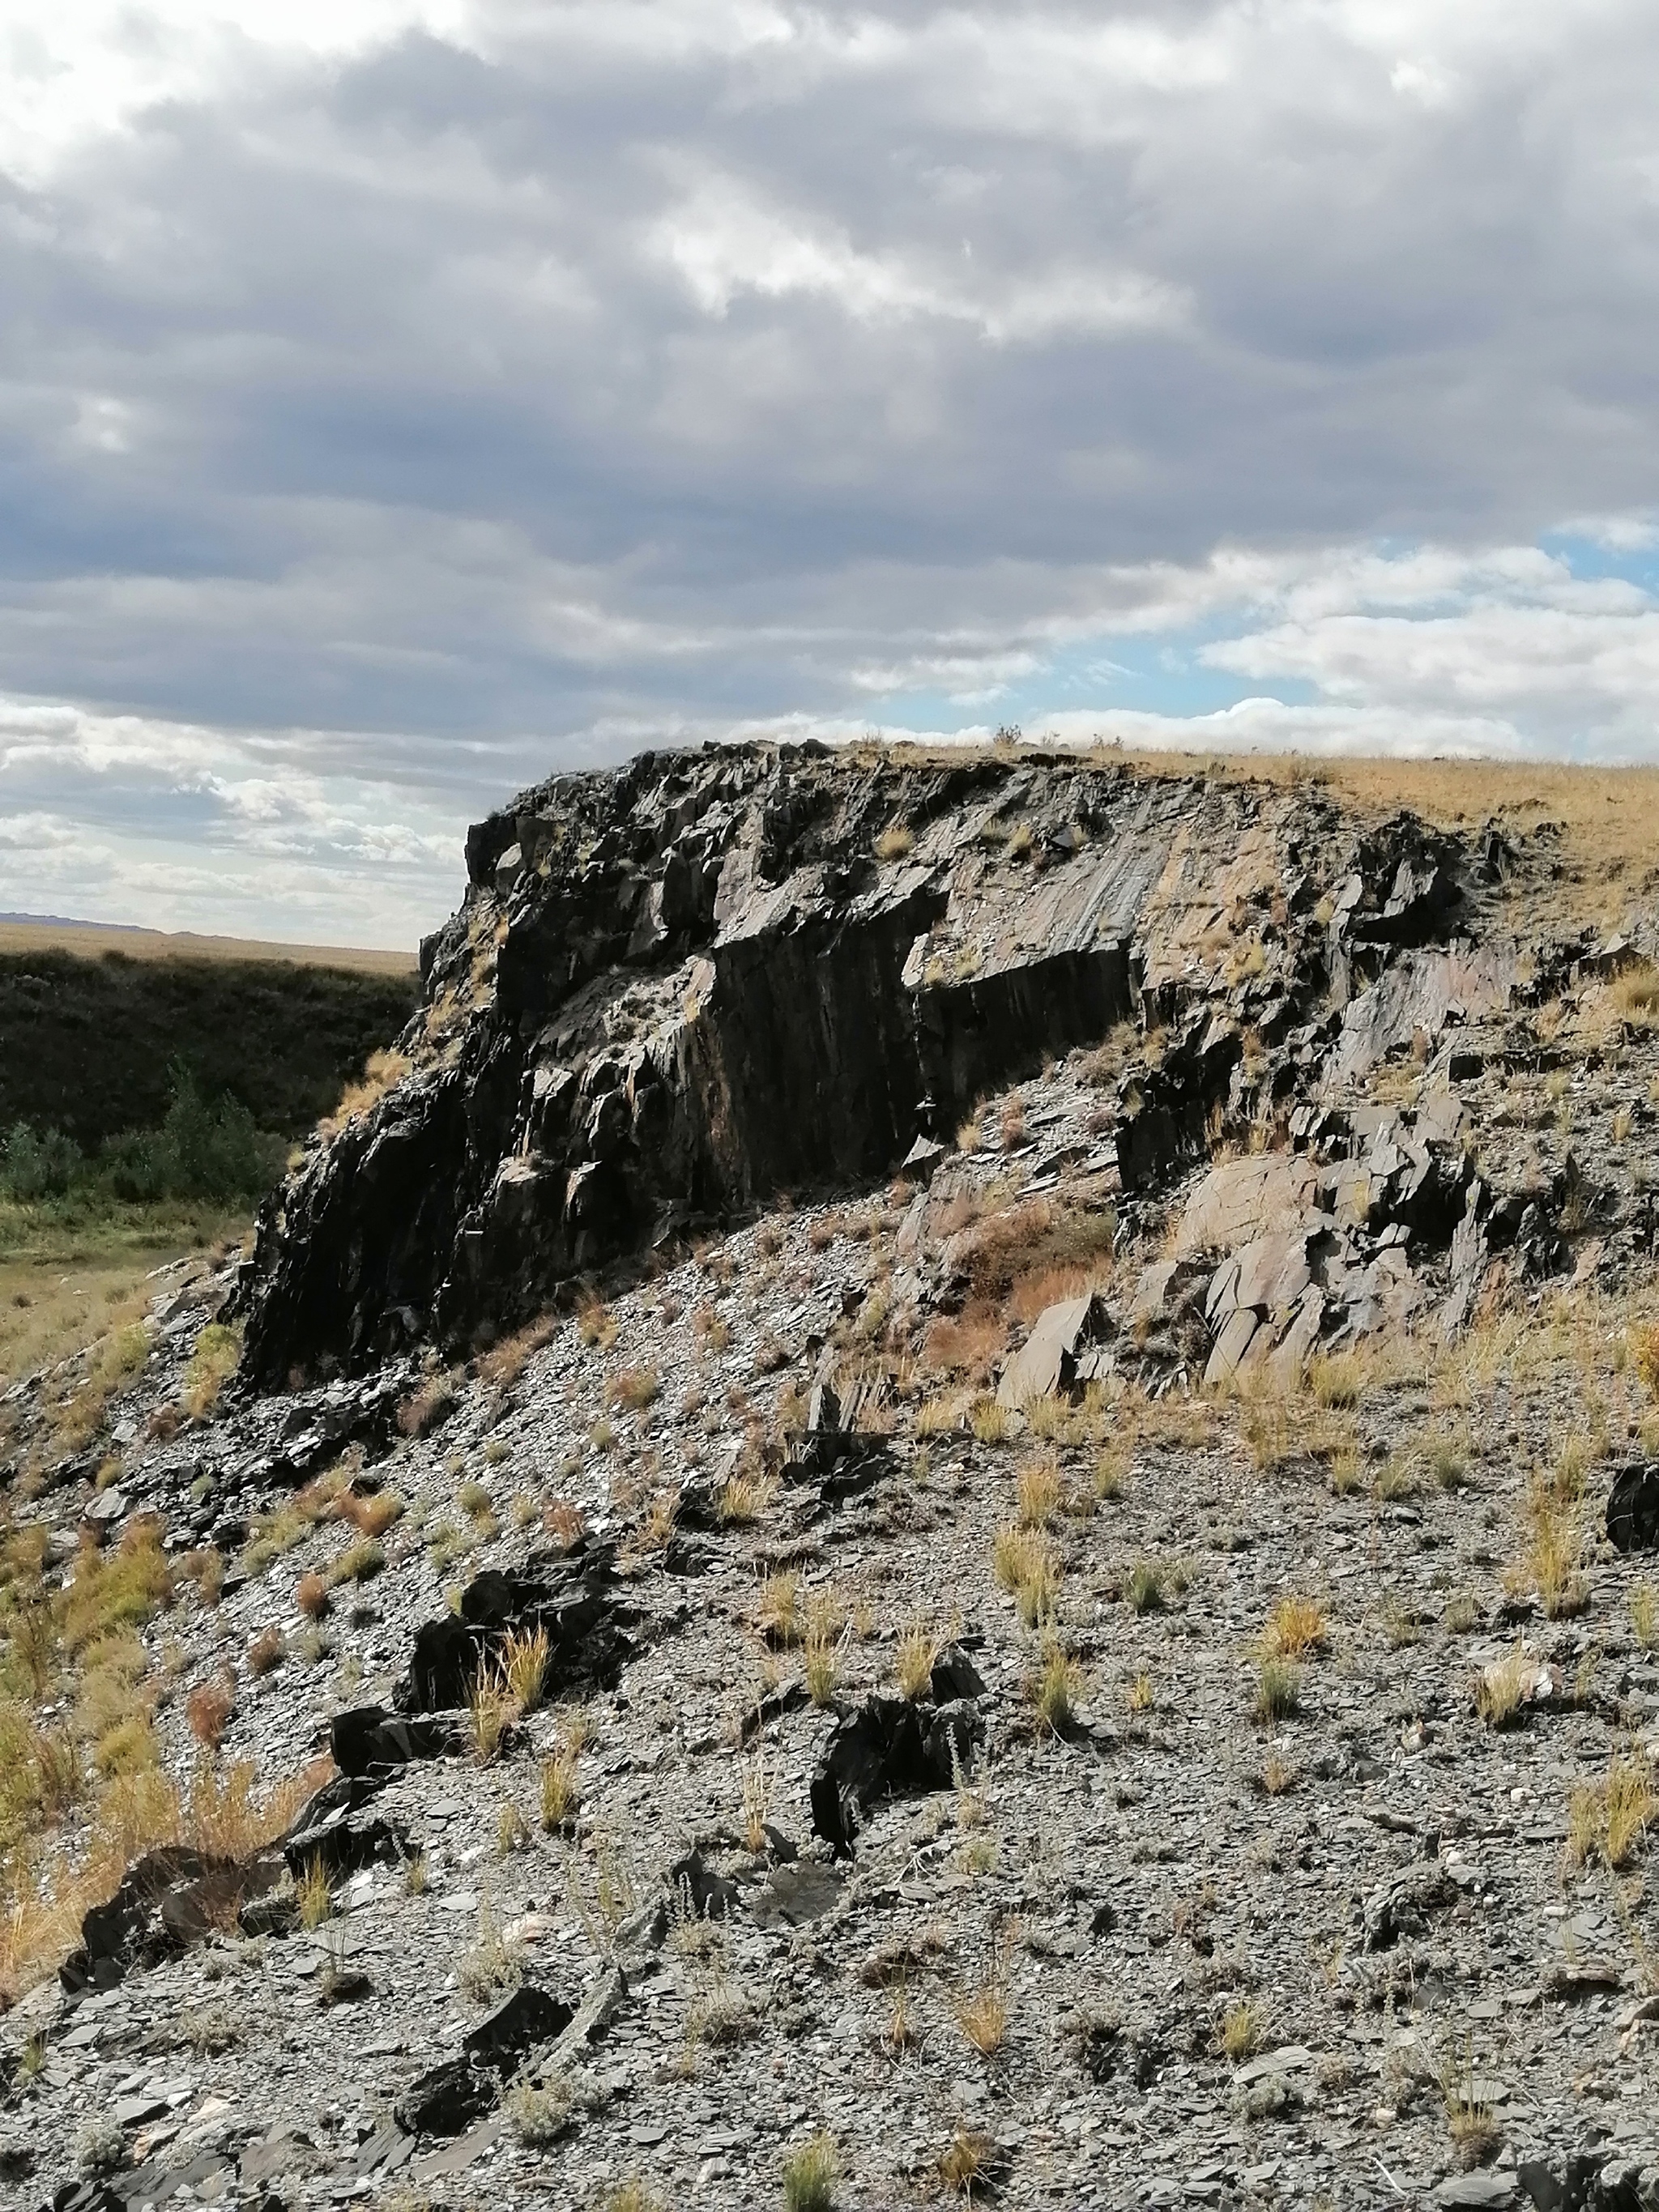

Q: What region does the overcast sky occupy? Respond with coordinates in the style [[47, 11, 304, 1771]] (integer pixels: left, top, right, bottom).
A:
[[4, 2, 1659, 944]]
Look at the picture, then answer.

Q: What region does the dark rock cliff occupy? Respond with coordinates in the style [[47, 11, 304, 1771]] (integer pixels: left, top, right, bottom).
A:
[[233, 742, 1511, 1386]]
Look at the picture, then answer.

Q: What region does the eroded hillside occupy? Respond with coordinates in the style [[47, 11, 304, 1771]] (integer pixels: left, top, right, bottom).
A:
[[2, 744, 1658, 2212]]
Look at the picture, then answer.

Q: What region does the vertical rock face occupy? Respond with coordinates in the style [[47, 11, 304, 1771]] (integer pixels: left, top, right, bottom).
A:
[[234, 743, 1495, 1385]]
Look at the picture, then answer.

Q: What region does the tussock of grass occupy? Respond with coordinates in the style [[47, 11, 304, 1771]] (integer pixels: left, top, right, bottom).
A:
[[1016, 1454, 1061, 1528], [1124, 1560, 1166, 1615], [182, 1323, 240, 1420], [1566, 1754, 1656, 1872], [398, 1370, 458, 1438], [781, 2133, 839, 2212], [339, 1488, 403, 1537], [322, 1047, 410, 1133], [324, 1536, 384, 1589], [939, 2132, 996, 2196], [718, 1469, 776, 1524], [955, 1933, 1013, 2056], [1474, 1643, 1533, 1729], [1031, 1638, 1081, 1736], [608, 1366, 660, 1411], [501, 1626, 551, 1715], [1253, 1657, 1303, 1726], [186, 1679, 233, 1747], [1512, 1479, 1589, 1619], [1259, 1594, 1327, 1659], [1220, 1999, 1263, 2061], [894, 1617, 939, 1699], [757, 1571, 802, 1647], [967, 1396, 1012, 1446], [476, 1313, 556, 1387], [62, 1522, 173, 1654], [992, 1525, 1058, 1626]]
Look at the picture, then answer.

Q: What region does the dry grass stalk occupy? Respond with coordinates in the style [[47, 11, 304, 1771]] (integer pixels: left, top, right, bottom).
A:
[[296, 1853, 333, 1929], [501, 1626, 552, 1715], [1220, 1999, 1263, 2061], [540, 1734, 582, 1829], [608, 1366, 661, 1411], [757, 1571, 802, 1647], [955, 1929, 1013, 2056], [741, 1750, 771, 1853], [718, 1469, 776, 1524], [470, 1675, 514, 1764], [1031, 1639, 1081, 1736], [938, 2130, 996, 2195], [294, 1572, 330, 1621]]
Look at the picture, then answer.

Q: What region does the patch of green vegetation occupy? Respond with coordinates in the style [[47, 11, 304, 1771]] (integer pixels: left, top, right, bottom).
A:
[[2, 1063, 285, 1234], [0, 948, 416, 1151]]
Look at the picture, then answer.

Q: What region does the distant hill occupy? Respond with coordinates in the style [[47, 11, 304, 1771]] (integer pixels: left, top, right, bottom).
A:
[[0, 911, 144, 930], [0, 915, 415, 976], [0, 927, 422, 1149]]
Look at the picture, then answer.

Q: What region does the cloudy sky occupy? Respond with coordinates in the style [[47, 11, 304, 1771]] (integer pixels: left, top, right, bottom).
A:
[[4, 1, 1659, 944]]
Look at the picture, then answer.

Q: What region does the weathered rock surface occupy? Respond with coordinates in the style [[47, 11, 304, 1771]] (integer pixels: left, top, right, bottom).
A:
[[233, 744, 1512, 1385], [11, 746, 1659, 2212]]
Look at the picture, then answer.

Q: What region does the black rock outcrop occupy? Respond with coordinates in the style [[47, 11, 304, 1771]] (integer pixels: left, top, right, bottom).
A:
[[233, 743, 1499, 1383]]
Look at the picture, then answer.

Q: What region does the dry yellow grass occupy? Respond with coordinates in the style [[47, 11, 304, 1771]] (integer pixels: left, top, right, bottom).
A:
[[1016, 1454, 1062, 1528], [894, 1617, 939, 1698], [181, 1323, 239, 1420], [0, 918, 412, 971], [1511, 1479, 1589, 1619], [500, 1626, 551, 1715], [1030, 1638, 1081, 1735], [321, 1048, 412, 1134], [540, 1741, 582, 1828], [1474, 1643, 1533, 1729], [954, 1929, 1014, 2056], [0, 1251, 192, 1392], [992, 1525, 1059, 1626], [1567, 1754, 1656, 1872], [757, 1570, 802, 1647], [1259, 1594, 1328, 1660], [1130, 752, 1659, 927], [0, 1754, 326, 2005], [1220, 1999, 1263, 2061]]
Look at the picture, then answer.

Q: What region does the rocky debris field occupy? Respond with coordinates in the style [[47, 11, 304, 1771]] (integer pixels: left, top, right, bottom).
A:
[[2, 744, 1659, 2212]]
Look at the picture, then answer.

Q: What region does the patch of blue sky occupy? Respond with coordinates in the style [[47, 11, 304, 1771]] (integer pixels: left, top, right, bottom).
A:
[[864, 628, 1316, 735], [1537, 528, 1659, 595]]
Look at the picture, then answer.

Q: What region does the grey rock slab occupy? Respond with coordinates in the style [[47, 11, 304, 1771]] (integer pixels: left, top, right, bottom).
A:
[[410, 2117, 505, 2185], [1433, 2173, 1517, 2207], [1232, 2045, 1316, 2085]]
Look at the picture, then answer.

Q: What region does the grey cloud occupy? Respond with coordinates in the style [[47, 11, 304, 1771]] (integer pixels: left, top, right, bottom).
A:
[[2, 2, 1659, 935]]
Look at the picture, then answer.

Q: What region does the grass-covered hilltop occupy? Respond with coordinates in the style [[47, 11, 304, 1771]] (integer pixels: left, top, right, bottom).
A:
[[2, 744, 1659, 2212]]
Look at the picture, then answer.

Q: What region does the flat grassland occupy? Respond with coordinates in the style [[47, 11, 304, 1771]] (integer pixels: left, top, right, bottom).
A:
[[0, 918, 414, 973]]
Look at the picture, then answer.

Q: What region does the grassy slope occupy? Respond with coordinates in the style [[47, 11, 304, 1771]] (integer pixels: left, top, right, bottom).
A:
[[0, 930, 418, 1383], [0, 948, 419, 1150]]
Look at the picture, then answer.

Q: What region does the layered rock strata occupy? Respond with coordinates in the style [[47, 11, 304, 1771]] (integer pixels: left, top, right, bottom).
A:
[[237, 744, 1518, 1386]]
